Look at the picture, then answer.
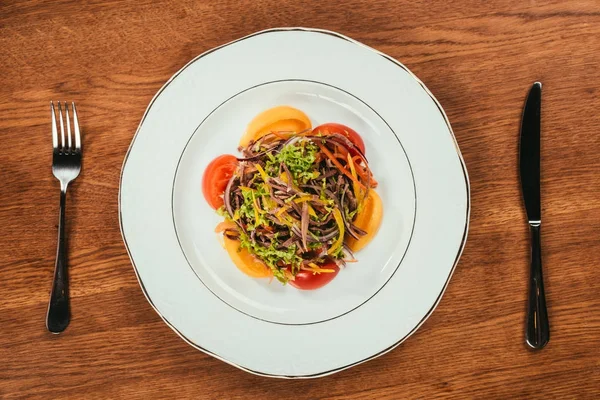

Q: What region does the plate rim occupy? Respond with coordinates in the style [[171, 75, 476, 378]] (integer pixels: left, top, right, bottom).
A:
[[118, 27, 471, 379]]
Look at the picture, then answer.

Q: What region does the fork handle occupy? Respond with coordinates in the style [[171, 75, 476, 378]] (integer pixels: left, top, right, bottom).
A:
[[47, 187, 70, 333], [525, 224, 549, 349]]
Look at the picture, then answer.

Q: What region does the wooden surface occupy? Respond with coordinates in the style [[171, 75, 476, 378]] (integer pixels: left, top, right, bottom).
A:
[[1, 0, 599, 398]]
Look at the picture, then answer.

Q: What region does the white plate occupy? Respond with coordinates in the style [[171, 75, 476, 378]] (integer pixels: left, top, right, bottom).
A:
[[120, 28, 469, 378]]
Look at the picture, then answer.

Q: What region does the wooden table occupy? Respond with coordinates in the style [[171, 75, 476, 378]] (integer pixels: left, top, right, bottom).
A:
[[2, 1, 599, 398]]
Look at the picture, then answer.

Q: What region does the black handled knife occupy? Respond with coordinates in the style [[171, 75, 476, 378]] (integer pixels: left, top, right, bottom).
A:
[[519, 82, 549, 349]]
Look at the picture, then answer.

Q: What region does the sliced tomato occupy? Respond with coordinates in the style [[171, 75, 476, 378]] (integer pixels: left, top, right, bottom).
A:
[[223, 236, 272, 278], [202, 154, 238, 209], [289, 261, 340, 290], [345, 190, 383, 252], [312, 123, 366, 156]]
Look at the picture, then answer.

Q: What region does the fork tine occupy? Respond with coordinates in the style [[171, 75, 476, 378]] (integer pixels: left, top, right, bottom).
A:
[[50, 102, 58, 149], [72, 102, 81, 151], [57, 102, 65, 150], [65, 102, 72, 151]]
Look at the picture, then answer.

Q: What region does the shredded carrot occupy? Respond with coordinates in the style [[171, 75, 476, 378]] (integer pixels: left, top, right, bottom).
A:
[[333, 144, 351, 162], [271, 131, 290, 140], [317, 143, 366, 189], [335, 144, 349, 157], [333, 153, 346, 161], [294, 128, 312, 137], [353, 158, 378, 187]]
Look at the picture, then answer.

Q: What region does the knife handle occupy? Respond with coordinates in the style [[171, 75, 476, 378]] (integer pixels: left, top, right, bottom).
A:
[[526, 224, 549, 349]]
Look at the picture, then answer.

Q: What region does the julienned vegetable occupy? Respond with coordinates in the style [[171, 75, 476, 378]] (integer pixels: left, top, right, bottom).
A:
[[202, 106, 382, 290]]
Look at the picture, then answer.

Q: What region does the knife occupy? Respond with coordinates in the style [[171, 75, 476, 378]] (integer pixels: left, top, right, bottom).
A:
[[519, 82, 549, 349]]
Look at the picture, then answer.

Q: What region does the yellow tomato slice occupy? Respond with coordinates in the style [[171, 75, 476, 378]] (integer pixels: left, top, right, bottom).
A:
[[223, 236, 272, 278], [346, 190, 383, 252], [240, 106, 312, 147]]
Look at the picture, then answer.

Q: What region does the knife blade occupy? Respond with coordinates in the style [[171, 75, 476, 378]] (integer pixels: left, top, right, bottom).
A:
[[519, 82, 549, 349], [520, 82, 542, 223]]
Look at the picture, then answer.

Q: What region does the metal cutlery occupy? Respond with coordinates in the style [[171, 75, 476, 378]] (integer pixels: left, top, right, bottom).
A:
[[47, 101, 82, 334], [519, 82, 549, 349]]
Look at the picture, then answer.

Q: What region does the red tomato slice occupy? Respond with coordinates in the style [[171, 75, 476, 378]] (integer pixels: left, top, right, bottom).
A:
[[289, 261, 340, 290], [312, 123, 366, 156], [202, 155, 238, 209]]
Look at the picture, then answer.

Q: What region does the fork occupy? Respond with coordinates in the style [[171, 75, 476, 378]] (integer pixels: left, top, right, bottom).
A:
[[47, 101, 82, 333]]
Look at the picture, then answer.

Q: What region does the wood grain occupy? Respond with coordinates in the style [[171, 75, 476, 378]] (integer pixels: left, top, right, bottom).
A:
[[1, 0, 599, 398]]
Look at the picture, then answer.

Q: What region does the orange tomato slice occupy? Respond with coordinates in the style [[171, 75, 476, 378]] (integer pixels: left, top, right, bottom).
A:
[[240, 106, 312, 147], [223, 236, 272, 278], [346, 190, 383, 252]]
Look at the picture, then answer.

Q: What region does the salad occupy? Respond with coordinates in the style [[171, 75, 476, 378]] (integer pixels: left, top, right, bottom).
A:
[[202, 106, 383, 290]]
